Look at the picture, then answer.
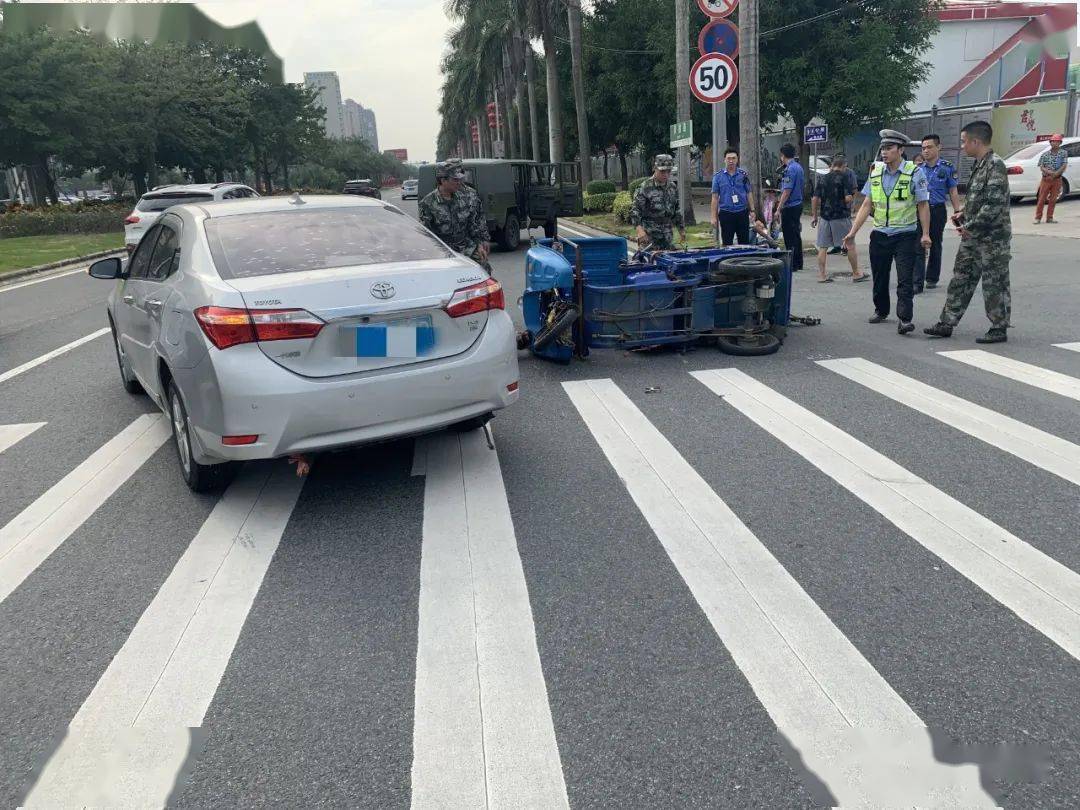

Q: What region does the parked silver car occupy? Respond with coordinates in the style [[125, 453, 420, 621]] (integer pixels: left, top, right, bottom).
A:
[[91, 194, 519, 491], [125, 183, 259, 253], [401, 179, 419, 200]]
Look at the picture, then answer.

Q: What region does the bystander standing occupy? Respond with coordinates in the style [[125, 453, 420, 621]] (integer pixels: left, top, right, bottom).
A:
[[710, 148, 755, 246], [913, 134, 961, 292], [1034, 133, 1068, 224], [811, 156, 866, 283], [773, 144, 805, 272]]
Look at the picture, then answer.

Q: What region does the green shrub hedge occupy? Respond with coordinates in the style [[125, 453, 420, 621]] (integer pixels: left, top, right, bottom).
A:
[[0, 202, 128, 238], [628, 177, 648, 193], [585, 179, 617, 195], [613, 191, 634, 223], [582, 192, 617, 213]]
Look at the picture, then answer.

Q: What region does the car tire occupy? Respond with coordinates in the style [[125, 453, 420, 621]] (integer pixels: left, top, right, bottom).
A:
[[1010, 195, 1024, 205], [168, 381, 232, 493], [500, 213, 521, 251], [1059, 179, 1070, 200], [110, 320, 143, 395]]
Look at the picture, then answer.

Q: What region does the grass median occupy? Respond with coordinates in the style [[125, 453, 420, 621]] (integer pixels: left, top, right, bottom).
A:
[[0, 232, 125, 276]]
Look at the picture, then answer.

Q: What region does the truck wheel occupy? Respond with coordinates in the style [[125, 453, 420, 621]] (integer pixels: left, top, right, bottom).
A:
[[500, 213, 521, 251], [544, 219, 557, 239]]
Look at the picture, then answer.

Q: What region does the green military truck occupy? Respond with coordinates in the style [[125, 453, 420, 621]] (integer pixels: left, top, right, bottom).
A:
[[417, 159, 583, 251]]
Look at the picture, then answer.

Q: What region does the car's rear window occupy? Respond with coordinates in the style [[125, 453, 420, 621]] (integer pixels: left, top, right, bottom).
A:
[[204, 207, 454, 279], [137, 193, 213, 212], [1005, 142, 1047, 161]]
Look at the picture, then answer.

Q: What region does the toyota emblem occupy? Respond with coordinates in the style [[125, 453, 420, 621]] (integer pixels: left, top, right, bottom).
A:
[[370, 282, 396, 300]]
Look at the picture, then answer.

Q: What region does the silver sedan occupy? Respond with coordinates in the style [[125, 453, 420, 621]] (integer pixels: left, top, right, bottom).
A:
[[90, 194, 519, 491]]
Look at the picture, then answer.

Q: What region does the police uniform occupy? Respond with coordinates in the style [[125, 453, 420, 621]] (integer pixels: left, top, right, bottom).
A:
[[630, 154, 684, 250], [418, 159, 490, 265], [926, 149, 1011, 342], [912, 155, 958, 290]]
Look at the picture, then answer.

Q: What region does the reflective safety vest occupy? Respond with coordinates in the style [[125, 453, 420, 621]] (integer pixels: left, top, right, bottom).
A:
[[869, 160, 918, 228]]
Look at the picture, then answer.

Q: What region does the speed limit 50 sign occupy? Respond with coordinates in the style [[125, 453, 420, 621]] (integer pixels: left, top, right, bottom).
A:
[[689, 53, 738, 104]]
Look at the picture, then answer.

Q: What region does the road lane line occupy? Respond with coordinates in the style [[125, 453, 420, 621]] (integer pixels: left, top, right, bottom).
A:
[[0, 414, 170, 604], [940, 349, 1080, 402], [1055, 342, 1080, 354], [819, 358, 1080, 487], [411, 429, 568, 809], [0, 327, 110, 385], [23, 464, 304, 808], [0, 264, 97, 293], [692, 368, 1080, 662], [563, 378, 993, 808], [0, 422, 46, 455]]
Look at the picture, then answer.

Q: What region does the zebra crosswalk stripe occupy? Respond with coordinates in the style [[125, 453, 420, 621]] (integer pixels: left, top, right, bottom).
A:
[[692, 367, 1080, 662], [940, 349, 1080, 402], [0, 422, 46, 455], [563, 378, 994, 808], [1053, 342, 1080, 354]]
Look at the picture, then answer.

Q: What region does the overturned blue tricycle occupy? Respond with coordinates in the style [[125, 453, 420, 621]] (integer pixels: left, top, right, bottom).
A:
[[521, 235, 794, 363]]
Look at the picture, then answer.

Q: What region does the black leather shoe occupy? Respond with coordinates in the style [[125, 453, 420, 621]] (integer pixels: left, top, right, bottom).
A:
[[913, 287, 924, 295], [975, 328, 1007, 344], [868, 313, 888, 324], [898, 321, 915, 335], [925, 282, 938, 289], [923, 322, 953, 338]]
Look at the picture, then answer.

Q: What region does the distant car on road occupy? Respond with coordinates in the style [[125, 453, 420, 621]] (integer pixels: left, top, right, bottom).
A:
[[1003, 137, 1080, 203], [89, 194, 519, 492], [343, 179, 382, 199], [125, 183, 258, 253], [401, 179, 419, 200]]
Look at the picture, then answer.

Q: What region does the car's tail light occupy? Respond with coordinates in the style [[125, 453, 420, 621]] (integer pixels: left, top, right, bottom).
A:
[[507, 381, 519, 393], [222, 434, 259, 446], [194, 306, 324, 350], [1007, 165, 1023, 175], [445, 278, 504, 318], [124, 215, 140, 224]]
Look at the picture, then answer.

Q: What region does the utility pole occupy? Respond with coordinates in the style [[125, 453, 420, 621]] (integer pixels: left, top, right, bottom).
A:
[[675, 0, 696, 225], [738, 0, 761, 211]]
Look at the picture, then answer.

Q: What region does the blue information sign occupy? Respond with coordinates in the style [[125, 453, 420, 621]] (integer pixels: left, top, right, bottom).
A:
[[697, 19, 739, 59], [804, 124, 828, 144]]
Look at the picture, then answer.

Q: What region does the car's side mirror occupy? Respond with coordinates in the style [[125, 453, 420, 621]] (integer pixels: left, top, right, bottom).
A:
[[88, 256, 123, 279]]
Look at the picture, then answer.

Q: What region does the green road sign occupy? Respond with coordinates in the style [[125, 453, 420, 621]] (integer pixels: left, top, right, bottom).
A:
[[670, 120, 693, 149]]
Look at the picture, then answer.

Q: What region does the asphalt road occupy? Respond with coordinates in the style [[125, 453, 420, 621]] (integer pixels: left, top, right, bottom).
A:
[[2, 189, 1079, 808]]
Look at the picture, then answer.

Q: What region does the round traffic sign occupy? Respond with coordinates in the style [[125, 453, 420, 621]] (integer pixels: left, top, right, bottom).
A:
[[689, 53, 738, 104], [696, 0, 739, 19], [698, 18, 739, 59]]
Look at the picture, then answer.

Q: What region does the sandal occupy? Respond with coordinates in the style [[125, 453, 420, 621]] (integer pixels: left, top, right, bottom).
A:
[[817, 277, 834, 283], [852, 274, 869, 282]]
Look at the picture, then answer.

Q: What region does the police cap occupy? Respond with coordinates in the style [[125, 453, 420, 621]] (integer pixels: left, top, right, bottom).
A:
[[878, 129, 911, 149]]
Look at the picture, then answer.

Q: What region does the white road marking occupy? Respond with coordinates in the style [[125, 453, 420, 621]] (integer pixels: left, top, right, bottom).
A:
[[692, 368, 1080, 662], [0, 414, 170, 604], [1054, 342, 1080, 354], [819, 357, 1080, 487], [940, 349, 1080, 402], [23, 464, 304, 808], [0, 264, 94, 293], [411, 429, 568, 809], [0, 422, 46, 455], [563, 378, 993, 808], [0, 327, 110, 385]]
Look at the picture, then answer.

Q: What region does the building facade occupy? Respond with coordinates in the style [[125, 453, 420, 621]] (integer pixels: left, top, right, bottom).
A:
[[344, 98, 379, 151], [304, 71, 346, 140]]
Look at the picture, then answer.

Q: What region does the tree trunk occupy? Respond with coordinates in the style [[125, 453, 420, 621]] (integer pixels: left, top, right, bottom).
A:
[[193, 166, 207, 184], [145, 148, 159, 191], [513, 32, 528, 160], [675, 0, 695, 225], [281, 159, 290, 190], [132, 170, 147, 200], [479, 114, 492, 158], [603, 151, 609, 179], [524, 43, 541, 161], [619, 150, 628, 190], [566, 0, 592, 185], [539, 15, 563, 163]]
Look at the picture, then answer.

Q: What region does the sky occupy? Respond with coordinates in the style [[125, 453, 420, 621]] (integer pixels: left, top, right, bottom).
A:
[[197, 0, 454, 163]]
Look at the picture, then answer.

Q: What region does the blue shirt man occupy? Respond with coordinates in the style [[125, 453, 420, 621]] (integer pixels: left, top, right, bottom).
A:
[[712, 165, 752, 213], [860, 161, 930, 235], [921, 158, 958, 205], [780, 158, 805, 208]]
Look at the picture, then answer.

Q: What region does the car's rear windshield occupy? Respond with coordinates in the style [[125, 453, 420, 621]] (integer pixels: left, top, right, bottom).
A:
[[1005, 142, 1047, 161], [137, 193, 213, 212], [204, 207, 453, 279]]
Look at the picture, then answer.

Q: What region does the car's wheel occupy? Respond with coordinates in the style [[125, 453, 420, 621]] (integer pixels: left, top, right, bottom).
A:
[[168, 381, 231, 493], [717, 332, 782, 356], [110, 321, 143, 395], [1058, 178, 1070, 200], [544, 219, 557, 239], [500, 213, 521, 251], [1010, 196, 1024, 205]]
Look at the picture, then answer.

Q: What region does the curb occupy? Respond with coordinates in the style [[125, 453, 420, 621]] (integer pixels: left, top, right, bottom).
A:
[[0, 248, 126, 286]]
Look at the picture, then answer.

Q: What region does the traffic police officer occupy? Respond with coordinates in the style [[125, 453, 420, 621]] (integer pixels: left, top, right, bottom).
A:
[[843, 129, 932, 335], [418, 158, 491, 268], [924, 120, 1012, 344], [912, 133, 961, 291], [630, 154, 686, 250]]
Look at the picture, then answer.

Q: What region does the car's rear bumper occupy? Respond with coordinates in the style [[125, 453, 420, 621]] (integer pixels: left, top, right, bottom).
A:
[[175, 310, 520, 464]]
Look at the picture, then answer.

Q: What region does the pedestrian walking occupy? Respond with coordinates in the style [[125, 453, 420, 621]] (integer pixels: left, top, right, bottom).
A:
[[630, 154, 686, 250], [1034, 133, 1068, 224], [912, 134, 961, 292], [842, 129, 932, 335], [827, 158, 859, 255], [418, 158, 491, 270], [924, 120, 1012, 344], [811, 155, 866, 283], [710, 148, 755, 246], [773, 144, 805, 271]]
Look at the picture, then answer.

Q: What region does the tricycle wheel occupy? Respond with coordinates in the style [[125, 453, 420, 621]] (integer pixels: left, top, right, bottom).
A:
[[532, 305, 579, 351], [711, 255, 784, 281], [717, 333, 782, 356]]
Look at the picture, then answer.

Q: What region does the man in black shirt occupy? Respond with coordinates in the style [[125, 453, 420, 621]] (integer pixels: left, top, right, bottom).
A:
[[811, 156, 867, 283]]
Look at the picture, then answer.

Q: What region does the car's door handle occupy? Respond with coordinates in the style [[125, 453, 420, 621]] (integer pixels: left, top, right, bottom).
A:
[[122, 294, 135, 304], [145, 298, 164, 315]]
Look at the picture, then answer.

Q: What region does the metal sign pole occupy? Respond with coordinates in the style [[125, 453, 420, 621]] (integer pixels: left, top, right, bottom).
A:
[[713, 101, 724, 243]]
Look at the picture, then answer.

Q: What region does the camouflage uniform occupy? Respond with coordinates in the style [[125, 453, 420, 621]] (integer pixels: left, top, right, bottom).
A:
[[418, 161, 490, 263], [939, 151, 1011, 330], [629, 156, 684, 250]]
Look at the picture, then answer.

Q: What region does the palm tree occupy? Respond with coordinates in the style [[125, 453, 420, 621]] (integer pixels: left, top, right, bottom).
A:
[[565, 0, 592, 183]]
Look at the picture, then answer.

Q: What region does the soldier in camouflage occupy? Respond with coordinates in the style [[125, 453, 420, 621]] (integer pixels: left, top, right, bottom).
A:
[[418, 158, 491, 269], [629, 154, 686, 250], [924, 120, 1011, 344]]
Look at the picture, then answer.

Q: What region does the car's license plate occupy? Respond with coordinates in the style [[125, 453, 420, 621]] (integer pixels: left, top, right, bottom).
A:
[[355, 317, 435, 358]]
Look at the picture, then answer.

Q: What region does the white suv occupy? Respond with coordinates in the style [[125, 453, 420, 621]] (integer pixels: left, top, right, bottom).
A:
[[124, 183, 258, 252], [1003, 137, 1080, 203]]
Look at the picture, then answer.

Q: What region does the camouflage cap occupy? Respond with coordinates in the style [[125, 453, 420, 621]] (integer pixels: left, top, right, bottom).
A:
[[654, 154, 675, 170], [436, 158, 467, 180], [879, 129, 911, 148]]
